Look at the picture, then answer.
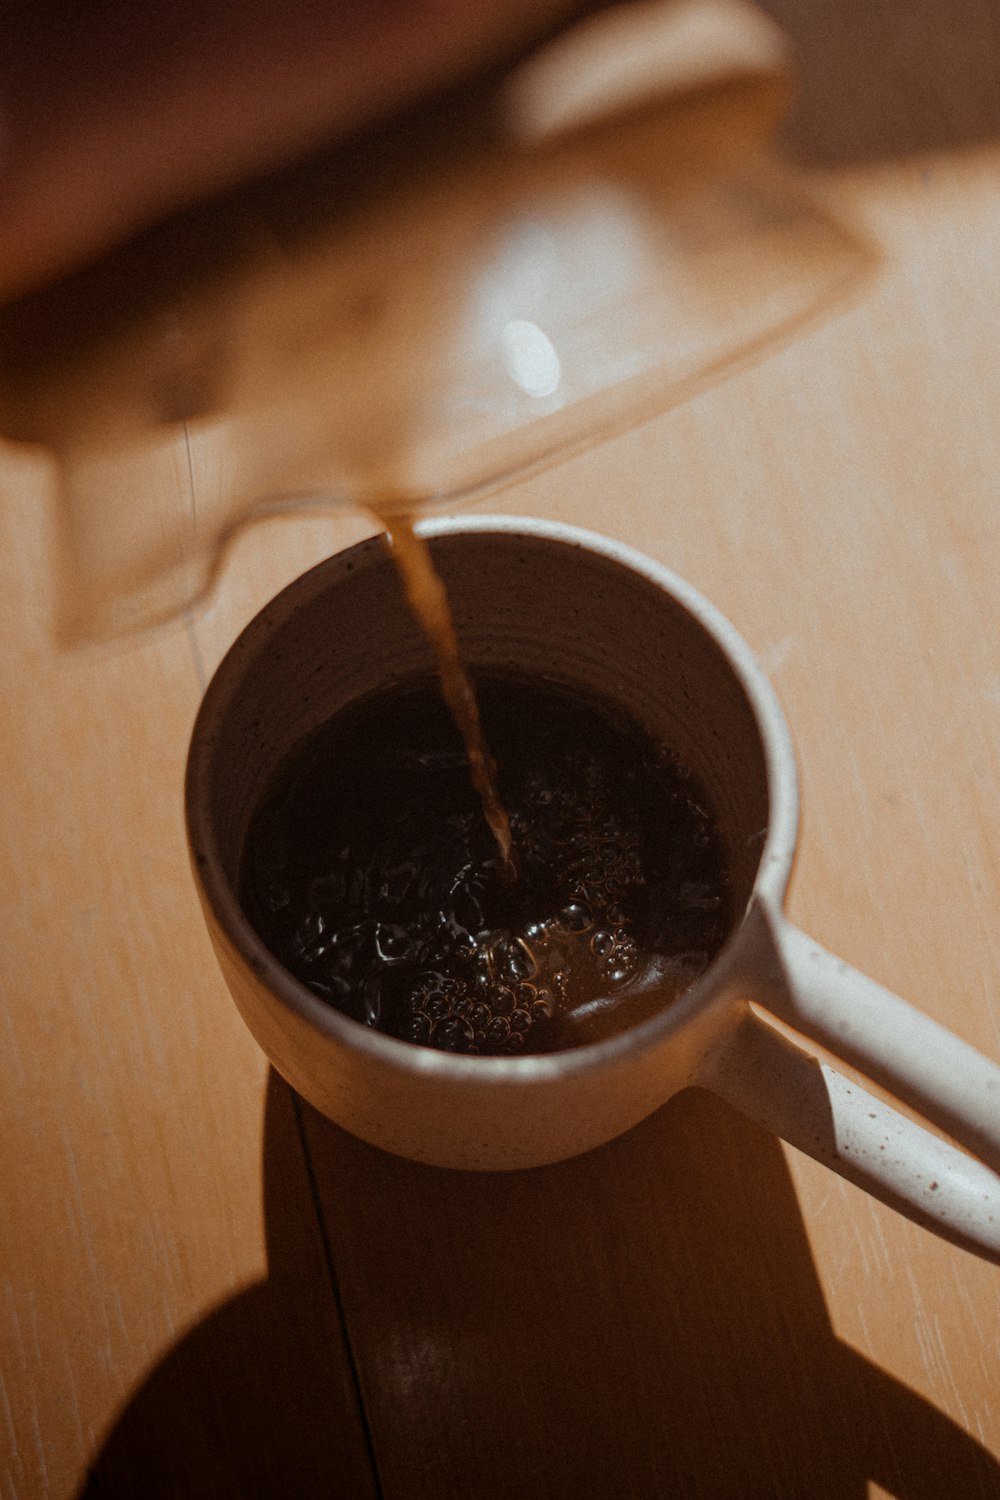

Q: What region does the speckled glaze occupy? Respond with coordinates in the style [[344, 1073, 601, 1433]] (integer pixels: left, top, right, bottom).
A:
[[186, 518, 1000, 1260]]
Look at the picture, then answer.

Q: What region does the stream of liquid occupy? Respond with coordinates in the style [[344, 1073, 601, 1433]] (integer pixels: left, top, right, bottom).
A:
[[375, 511, 517, 881]]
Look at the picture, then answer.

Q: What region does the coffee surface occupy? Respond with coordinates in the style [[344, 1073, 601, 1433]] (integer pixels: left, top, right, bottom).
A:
[[242, 673, 731, 1054]]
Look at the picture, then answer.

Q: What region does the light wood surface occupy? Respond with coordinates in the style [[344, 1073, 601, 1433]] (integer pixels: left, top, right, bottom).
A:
[[3, 6, 1000, 1497]]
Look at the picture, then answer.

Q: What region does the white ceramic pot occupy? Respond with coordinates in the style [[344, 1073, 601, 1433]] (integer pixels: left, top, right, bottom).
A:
[[186, 517, 1000, 1261]]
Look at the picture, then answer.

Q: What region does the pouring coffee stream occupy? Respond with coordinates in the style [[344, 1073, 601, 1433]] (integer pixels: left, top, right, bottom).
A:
[[376, 507, 518, 882]]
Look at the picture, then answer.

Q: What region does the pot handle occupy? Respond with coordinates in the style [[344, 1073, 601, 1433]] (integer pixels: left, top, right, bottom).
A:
[[699, 913, 1000, 1263]]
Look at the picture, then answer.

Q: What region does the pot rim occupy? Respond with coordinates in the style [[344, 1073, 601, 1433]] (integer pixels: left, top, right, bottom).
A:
[[185, 514, 799, 1084]]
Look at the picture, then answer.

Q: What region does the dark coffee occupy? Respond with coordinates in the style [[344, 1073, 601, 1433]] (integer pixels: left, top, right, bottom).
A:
[[242, 672, 732, 1055]]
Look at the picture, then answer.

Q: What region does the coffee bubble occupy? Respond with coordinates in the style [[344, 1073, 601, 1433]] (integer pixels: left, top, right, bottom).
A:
[[500, 937, 537, 982], [424, 989, 449, 1021], [409, 1015, 432, 1044], [244, 671, 731, 1057], [436, 1016, 476, 1052]]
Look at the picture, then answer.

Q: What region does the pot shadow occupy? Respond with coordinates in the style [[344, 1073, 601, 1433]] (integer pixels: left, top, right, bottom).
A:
[[79, 1071, 1000, 1499], [77, 1074, 378, 1500]]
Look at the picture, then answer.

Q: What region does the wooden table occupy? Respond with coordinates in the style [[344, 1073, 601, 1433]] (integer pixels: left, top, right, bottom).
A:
[[3, 7, 999, 1496]]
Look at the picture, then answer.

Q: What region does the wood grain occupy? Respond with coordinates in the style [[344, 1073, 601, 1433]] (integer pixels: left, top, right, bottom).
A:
[[0, 470, 376, 1498], [304, 1092, 999, 1499], [296, 123, 1000, 1500], [3, 3, 1000, 1496]]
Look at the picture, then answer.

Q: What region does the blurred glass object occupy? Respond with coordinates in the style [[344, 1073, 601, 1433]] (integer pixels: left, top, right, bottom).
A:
[[0, 0, 873, 641]]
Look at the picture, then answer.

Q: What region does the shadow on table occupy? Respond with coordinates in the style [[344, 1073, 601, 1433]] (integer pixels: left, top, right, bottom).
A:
[[756, 0, 1000, 166], [79, 1071, 1000, 1499], [77, 1073, 377, 1500]]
